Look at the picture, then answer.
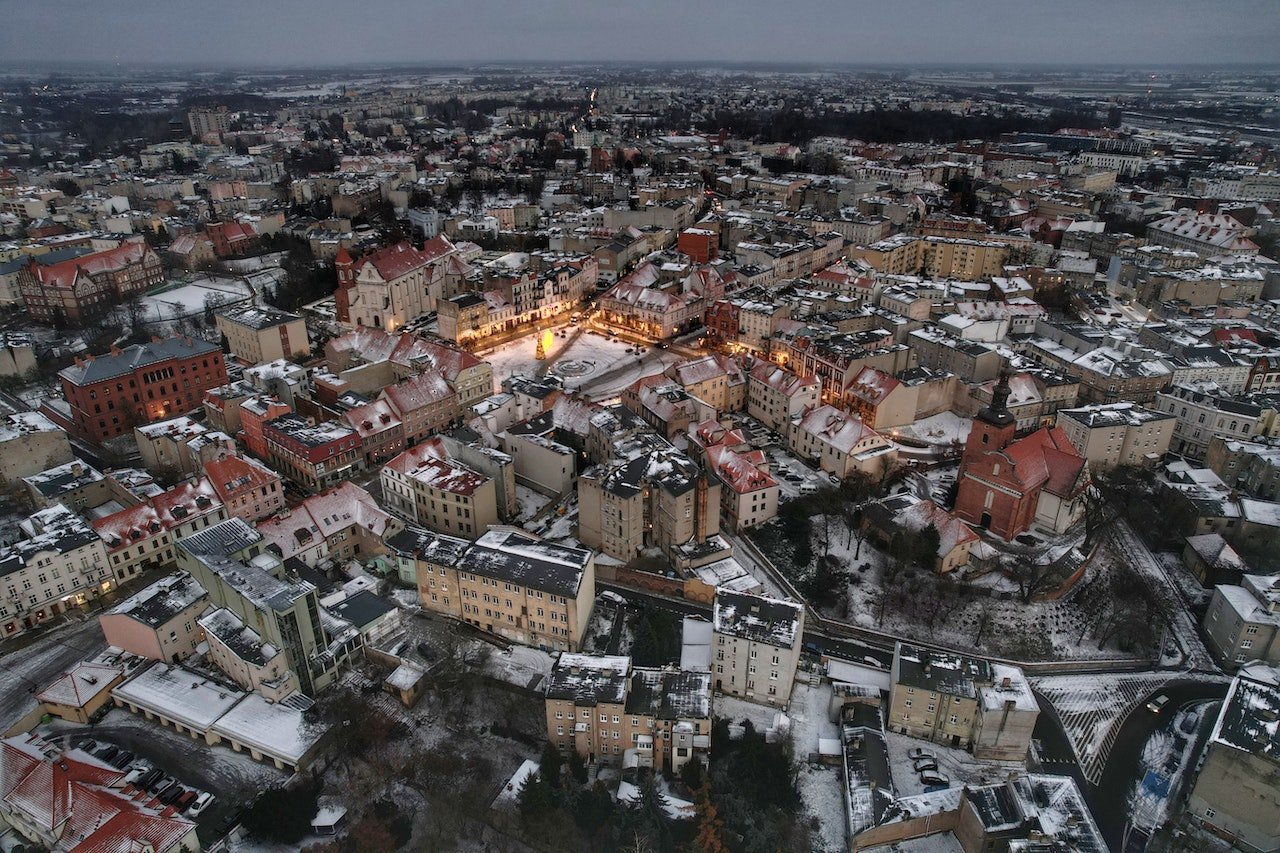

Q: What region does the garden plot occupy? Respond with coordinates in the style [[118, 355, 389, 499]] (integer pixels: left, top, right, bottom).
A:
[[752, 505, 1164, 663], [140, 277, 253, 325]]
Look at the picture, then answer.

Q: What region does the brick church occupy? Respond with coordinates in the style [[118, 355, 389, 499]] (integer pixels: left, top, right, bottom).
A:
[[954, 373, 1089, 540]]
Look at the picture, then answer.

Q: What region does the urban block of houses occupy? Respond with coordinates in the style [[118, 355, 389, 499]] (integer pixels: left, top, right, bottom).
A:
[[0, 504, 114, 637], [99, 571, 209, 662], [887, 643, 1038, 761], [544, 653, 712, 774], [0, 733, 199, 853]]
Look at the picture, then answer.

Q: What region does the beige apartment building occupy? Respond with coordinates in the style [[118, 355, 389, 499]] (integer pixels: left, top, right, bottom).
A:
[[380, 442, 498, 539], [393, 525, 595, 652], [544, 653, 712, 773], [851, 235, 1008, 280], [786, 404, 898, 481], [1055, 402, 1175, 468], [0, 505, 115, 638], [887, 643, 1038, 760], [578, 440, 720, 563], [199, 607, 297, 701], [216, 305, 310, 365], [98, 572, 208, 662], [1203, 574, 1280, 668], [746, 361, 821, 433], [711, 590, 805, 707]]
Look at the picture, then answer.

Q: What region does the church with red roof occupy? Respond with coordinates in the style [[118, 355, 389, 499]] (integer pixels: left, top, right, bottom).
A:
[[954, 372, 1090, 540]]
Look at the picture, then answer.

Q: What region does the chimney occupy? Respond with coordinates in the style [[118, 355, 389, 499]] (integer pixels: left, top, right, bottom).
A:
[[1002, 676, 1012, 689], [109, 345, 121, 356]]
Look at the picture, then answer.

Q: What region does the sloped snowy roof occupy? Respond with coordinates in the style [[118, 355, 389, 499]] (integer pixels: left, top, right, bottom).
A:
[[713, 590, 802, 649]]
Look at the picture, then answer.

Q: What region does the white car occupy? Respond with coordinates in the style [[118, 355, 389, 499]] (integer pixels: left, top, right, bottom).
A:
[[188, 791, 215, 817], [599, 591, 626, 606]]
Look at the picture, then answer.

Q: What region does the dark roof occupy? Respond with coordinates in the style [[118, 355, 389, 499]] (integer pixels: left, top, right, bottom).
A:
[[713, 590, 803, 648], [59, 337, 221, 386], [545, 654, 630, 704], [458, 529, 590, 597], [1213, 670, 1280, 764], [326, 590, 395, 630], [895, 642, 991, 699], [216, 305, 303, 330], [625, 668, 711, 719], [384, 525, 470, 567]]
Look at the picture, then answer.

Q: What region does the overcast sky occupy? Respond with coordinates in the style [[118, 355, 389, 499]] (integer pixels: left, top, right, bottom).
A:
[[2, 0, 1278, 67]]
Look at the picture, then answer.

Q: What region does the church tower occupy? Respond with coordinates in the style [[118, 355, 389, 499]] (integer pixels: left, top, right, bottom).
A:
[[962, 371, 1017, 466]]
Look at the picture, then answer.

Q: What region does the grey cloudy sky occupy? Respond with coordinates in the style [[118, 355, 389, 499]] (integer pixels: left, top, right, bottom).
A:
[[2, 0, 1277, 67]]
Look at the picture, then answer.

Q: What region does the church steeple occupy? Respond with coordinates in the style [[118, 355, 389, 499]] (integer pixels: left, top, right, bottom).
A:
[[963, 369, 1018, 464], [977, 370, 1015, 428]]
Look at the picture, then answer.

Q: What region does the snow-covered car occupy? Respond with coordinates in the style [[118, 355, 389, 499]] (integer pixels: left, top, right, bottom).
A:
[[919, 772, 950, 787], [907, 748, 933, 761], [599, 591, 626, 606], [913, 758, 939, 773]]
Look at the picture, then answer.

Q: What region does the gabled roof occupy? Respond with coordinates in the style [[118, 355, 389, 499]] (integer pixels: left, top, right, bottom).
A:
[[203, 453, 279, 503], [29, 241, 154, 291], [999, 426, 1088, 497], [59, 337, 220, 386]]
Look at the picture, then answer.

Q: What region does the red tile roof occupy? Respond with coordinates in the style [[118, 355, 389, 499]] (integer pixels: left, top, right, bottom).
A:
[[31, 242, 153, 290]]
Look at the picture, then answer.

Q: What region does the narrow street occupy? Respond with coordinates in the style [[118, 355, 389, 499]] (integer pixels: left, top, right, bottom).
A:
[[1109, 521, 1216, 672]]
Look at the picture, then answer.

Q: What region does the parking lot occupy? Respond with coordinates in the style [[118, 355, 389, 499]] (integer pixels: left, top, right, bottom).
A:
[[45, 708, 288, 842]]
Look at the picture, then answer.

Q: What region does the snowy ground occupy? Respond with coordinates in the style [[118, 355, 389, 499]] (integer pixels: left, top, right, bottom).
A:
[[896, 411, 972, 446], [757, 510, 1156, 664], [714, 692, 784, 732], [220, 252, 288, 274], [480, 325, 683, 399], [883, 730, 1024, 797], [717, 683, 848, 851], [139, 277, 253, 325], [484, 644, 554, 692], [514, 485, 552, 523], [797, 764, 848, 853]]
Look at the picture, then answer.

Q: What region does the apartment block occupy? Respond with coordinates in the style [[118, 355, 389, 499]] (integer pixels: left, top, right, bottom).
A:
[[544, 653, 712, 773], [711, 590, 804, 707]]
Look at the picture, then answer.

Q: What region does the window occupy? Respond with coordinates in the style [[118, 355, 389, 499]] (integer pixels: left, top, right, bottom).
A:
[[949, 714, 958, 724]]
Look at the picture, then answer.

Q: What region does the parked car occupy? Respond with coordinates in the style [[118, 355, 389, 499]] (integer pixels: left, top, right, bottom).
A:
[[158, 784, 185, 806], [907, 748, 933, 761], [1147, 694, 1169, 713], [148, 775, 175, 794], [919, 772, 950, 787], [913, 759, 939, 773], [109, 750, 134, 770], [176, 790, 199, 811], [123, 766, 149, 786], [188, 792, 216, 817], [95, 745, 119, 762], [137, 769, 164, 791], [600, 591, 626, 606], [75, 738, 99, 754]]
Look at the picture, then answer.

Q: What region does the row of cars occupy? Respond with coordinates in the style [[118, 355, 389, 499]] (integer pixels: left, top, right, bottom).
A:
[[908, 747, 951, 790], [76, 738, 215, 817]]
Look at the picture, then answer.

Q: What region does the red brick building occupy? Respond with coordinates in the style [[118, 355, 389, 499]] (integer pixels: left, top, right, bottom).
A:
[[262, 413, 362, 492], [59, 337, 228, 444], [678, 228, 718, 264], [237, 395, 292, 459], [954, 373, 1089, 539], [20, 241, 163, 326], [206, 220, 259, 258]]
